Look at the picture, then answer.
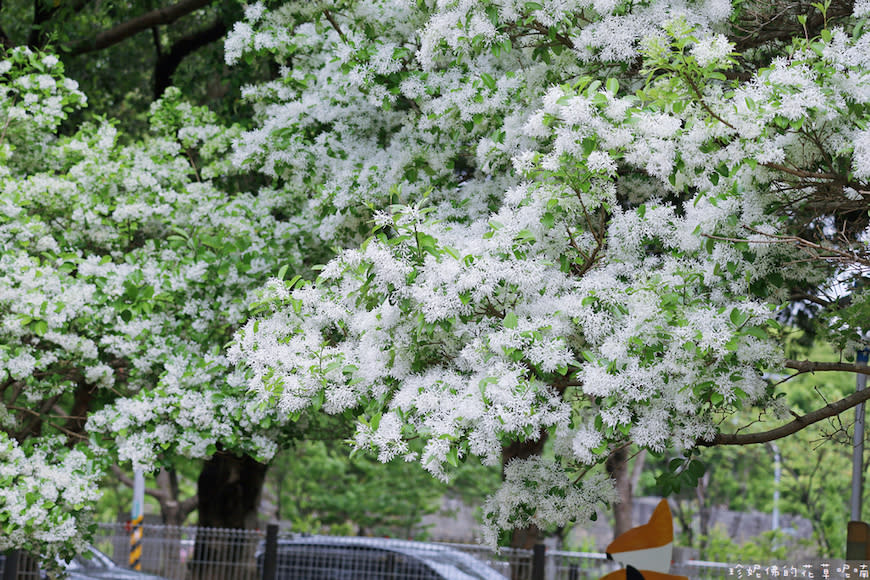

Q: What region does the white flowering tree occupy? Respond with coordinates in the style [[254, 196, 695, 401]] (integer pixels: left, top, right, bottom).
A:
[[0, 48, 318, 568], [227, 0, 870, 547]]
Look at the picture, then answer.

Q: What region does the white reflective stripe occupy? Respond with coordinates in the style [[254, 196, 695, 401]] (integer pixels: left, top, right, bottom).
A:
[[610, 542, 673, 574]]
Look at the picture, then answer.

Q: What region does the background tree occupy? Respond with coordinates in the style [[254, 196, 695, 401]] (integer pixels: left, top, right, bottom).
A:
[[0, 0, 269, 134]]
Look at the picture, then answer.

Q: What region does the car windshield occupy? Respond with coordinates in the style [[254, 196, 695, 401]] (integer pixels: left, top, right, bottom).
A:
[[414, 550, 497, 580]]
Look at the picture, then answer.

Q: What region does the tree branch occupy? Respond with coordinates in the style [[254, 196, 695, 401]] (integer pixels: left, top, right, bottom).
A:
[[732, 0, 854, 52], [111, 465, 170, 502], [679, 69, 736, 130], [152, 26, 163, 60], [179, 494, 199, 520], [762, 162, 846, 182], [0, 0, 15, 49], [29, 0, 56, 48], [700, 375, 870, 446], [530, 22, 574, 50], [785, 359, 870, 375], [322, 10, 347, 43], [702, 227, 870, 269], [66, 0, 215, 55], [26, 0, 92, 47], [789, 291, 831, 307], [154, 17, 227, 98], [13, 394, 61, 441]]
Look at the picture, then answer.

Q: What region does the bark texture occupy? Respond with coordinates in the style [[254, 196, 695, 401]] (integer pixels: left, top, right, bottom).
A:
[[191, 452, 268, 580], [606, 447, 633, 539]]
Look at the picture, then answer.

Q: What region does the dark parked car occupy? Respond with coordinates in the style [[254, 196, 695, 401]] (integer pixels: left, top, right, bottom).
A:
[[256, 536, 506, 580], [0, 546, 170, 580]]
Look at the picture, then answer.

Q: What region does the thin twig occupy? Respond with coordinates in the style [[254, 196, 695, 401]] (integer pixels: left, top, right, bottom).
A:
[[323, 10, 347, 43]]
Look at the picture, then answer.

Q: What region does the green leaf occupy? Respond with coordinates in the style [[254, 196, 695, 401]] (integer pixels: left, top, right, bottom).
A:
[[503, 312, 518, 329], [541, 212, 555, 229], [446, 446, 460, 467], [744, 325, 768, 340], [729, 307, 749, 327]]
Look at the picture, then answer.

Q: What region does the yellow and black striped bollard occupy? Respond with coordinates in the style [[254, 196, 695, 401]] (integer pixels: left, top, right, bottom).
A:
[[129, 514, 143, 570]]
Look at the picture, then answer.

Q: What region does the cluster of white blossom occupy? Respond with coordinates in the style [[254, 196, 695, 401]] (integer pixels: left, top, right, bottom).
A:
[[228, 0, 870, 543], [6, 0, 870, 558], [481, 457, 617, 545], [0, 63, 304, 560], [0, 432, 100, 566]]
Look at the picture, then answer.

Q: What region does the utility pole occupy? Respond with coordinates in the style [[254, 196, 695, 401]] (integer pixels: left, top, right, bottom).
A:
[[851, 350, 869, 521], [771, 443, 780, 532], [847, 350, 869, 561]]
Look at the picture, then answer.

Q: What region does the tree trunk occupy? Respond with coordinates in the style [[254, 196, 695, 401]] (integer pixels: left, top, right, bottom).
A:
[[606, 447, 633, 539], [153, 19, 227, 98], [110, 466, 198, 526], [501, 435, 547, 551], [156, 468, 198, 526], [630, 450, 647, 495], [696, 471, 712, 557], [672, 499, 694, 550], [501, 436, 548, 580], [190, 452, 268, 580]]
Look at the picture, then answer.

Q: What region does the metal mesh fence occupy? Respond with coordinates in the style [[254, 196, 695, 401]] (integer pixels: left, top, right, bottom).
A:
[[4, 524, 846, 579], [93, 523, 264, 580], [260, 536, 524, 580], [547, 550, 613, 579], [0, 552, 41, 580], [436, 541, 531, 579], [89, 525, 536, 580]]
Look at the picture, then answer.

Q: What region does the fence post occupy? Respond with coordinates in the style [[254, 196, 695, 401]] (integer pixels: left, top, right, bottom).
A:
[[532, 544, 546, 580], [568, 564, 579, 580], [2, 550, 19, 580], [847, 521, 870, 560], [262, 524, 278, 580]]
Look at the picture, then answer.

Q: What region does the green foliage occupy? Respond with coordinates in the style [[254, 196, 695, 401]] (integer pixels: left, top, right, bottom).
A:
[[655, 456, 707, 496], [265, 440, 500, 538], [640, 333, 869, 559], [703, 527, 797, 562]]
